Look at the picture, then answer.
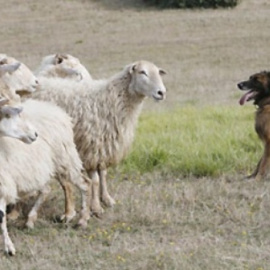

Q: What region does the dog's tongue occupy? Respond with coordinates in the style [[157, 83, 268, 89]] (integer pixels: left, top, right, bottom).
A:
[[239, 90, 254, 106]]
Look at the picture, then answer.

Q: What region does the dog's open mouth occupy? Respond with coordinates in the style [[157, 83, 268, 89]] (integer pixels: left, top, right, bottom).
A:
[[239, 90, 258, 105]]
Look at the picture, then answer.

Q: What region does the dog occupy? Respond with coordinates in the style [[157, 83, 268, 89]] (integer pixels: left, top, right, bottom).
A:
[[238, 71, 270, 181]]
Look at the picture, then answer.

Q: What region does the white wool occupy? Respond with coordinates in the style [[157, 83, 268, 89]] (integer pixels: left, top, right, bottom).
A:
[[0, 99, 83, 204], [32, 60, 166, 172], [0, 54, 38, 96], [0, 99, 93, 255], [35, 54, 92, 82], [30, 60, 166, 213]]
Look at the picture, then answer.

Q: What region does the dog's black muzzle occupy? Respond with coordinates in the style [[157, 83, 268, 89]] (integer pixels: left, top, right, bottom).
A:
[[237, 81, 250, 90]]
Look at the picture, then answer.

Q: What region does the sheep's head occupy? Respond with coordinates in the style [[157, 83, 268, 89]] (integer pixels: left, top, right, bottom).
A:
[[35, 53, 92, 82], [0, 55, 39, 95], [0, 98, 38, 144], [127, 60, 167, 101]]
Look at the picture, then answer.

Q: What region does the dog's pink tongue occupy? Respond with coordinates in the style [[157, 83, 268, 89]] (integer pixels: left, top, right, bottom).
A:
[[239, 90, 254, 106]]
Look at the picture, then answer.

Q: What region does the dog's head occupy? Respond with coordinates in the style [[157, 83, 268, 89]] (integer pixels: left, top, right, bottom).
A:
[[238, 71, 270, 106]]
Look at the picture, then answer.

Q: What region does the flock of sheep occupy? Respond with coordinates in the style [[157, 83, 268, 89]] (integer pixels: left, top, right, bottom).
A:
[[0, 53, 167, 255]]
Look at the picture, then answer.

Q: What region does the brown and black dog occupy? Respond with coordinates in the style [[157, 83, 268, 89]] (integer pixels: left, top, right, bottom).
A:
[[238, 71, 270, 180]]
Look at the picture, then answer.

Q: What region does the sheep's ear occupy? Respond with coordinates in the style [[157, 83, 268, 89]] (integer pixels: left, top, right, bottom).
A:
[[0, 58, 8, 65], [128, 63, 137, 74], [61, 67, 82, 81], [159, 69, 167, 76], [62, 67, 80, 76], [1, 106, 23, 116], [54, 54, 67, 65], [0, 97, 9, 107], [0, 62, 21, 73]]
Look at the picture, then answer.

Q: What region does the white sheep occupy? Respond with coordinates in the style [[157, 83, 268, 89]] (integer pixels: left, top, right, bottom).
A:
[[35, 53, 92, 82], [0, 97, 91, 255], [0, 56, 92, 224], [0, 54, 38, 99], [31, 60, 167, 216]]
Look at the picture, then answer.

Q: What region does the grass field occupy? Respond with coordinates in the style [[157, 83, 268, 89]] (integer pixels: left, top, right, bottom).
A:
[[1, 0, 270, 269]]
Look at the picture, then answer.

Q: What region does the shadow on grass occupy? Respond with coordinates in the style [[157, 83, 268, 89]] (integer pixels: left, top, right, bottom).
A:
[[90, 0, 149, 10]]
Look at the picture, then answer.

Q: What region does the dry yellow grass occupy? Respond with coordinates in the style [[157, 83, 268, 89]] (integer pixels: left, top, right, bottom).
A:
[[1, 0, 270, 269]]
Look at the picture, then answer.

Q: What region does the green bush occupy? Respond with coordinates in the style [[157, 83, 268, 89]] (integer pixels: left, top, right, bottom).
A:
[[144, 0, 239, 8]]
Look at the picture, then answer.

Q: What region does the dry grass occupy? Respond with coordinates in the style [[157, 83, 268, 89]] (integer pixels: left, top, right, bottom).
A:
[[1, 0, 270, 269], [1, 0, 270, 109], [3, 174, 270, 269]]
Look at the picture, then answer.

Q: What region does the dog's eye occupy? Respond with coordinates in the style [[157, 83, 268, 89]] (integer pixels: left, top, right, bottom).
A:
[[250, 76, 257, 82]]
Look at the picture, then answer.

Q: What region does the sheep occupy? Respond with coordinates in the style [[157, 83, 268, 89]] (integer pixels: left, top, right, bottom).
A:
[[0, 97, 91, 255], [31, 60, 167, 216], [0, 98, 37, 143], [35, 53, 92, 82], [0, 54, 39, 99], [0, 55, 92, 224]]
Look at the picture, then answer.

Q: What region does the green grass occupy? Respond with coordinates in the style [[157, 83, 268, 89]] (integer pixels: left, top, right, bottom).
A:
[[120, 105, 261, 177]]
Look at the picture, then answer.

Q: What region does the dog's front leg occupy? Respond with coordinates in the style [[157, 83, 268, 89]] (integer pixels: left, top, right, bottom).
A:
[[245, 157, 261, 180], [255, 143, 270, 181]]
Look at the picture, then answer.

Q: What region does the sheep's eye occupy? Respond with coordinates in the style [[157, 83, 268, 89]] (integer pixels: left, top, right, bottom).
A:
[[57, 58, 63, 64], [139, 70, 148, 76], [5, 114, 10, 119]]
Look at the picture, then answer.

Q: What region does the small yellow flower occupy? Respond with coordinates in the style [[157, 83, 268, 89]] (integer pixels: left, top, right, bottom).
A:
[[117, 255, 125, 262]]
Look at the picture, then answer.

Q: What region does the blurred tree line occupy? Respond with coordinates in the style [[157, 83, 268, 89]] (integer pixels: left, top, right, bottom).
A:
[[143, 0, 239, 8]]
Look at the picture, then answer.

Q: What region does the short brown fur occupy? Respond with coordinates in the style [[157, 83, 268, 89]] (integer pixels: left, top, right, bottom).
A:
[[238, 71, 270, 180]]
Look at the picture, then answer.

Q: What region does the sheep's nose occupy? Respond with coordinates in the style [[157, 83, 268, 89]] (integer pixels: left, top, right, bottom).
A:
[[157, 89, 166, 100], [157, 90, 163, 97]]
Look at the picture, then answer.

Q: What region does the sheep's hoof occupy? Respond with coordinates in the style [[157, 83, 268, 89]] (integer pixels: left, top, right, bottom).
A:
[[91, 201, 104, 218], [7, 250, 15, 256], [25, 222, 35, 230], [91, 210, 103, 219], [90, 205, 104, 218], [59, 211, 76, 223], [25, 220, 35, 229], [5, 246, 16, 256], [26, 213, 37, 229], [101, 196, 116, 208], [76, 219, 88, 229]]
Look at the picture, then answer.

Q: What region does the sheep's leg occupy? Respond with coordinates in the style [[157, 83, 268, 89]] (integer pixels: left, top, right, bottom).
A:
[[26, 185, 51, 229], [99, 169, 115, 207], [71, 171, 92, 228], [0, 199, 15, 255], [6, 203, 20, 220], [88, 170, 104, 217], [57, 180, 76, 223]]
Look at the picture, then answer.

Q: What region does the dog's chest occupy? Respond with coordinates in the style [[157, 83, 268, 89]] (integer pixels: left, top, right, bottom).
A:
[[255, 105, 270, 141]]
